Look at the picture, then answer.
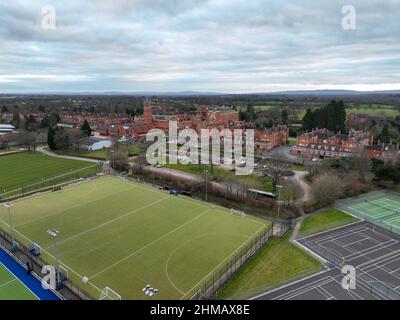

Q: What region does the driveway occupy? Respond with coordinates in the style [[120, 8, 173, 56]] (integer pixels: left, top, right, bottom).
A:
[[37, 147, 101, 164], [292, 170, 311, 204]]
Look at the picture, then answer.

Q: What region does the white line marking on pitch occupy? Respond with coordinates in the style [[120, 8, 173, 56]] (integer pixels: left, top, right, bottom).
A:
[[90, 209, 210, 280], [16, 186, 138, 228], [49, 195, 171, 249]]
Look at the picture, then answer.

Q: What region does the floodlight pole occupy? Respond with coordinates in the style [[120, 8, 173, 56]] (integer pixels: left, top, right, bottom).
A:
[[48, 228, 61, 289], [4, 203, 15, 251], [204, 169, 208, 202], [276, 185, 283, 219], [110, 150, 115, 170]]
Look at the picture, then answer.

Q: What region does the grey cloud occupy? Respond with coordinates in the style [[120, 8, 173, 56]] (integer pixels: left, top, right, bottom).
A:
[[0, 0, 399, 93]]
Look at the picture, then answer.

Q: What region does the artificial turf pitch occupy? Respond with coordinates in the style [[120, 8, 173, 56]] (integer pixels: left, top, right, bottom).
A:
[[0, 263, 37, 300], [0, 152, 101, 193], [0, 176, 269, 300]]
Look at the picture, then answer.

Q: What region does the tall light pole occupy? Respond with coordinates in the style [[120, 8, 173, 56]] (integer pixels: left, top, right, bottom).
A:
[[276, 185, 283, 219], [204, 169, 208, 202], [152, 164, 157, 186], [110, 150, 115, 170], [4, 203, 16, 251], [47, 228, 61, 289]]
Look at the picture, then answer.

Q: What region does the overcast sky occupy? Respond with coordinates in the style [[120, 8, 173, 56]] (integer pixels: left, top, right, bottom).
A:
[[0, 0, 399, 93]]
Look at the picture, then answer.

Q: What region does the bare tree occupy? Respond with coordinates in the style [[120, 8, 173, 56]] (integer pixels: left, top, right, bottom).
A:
[[262, 160, 290, 191], [17, 130, 38, 152], [111, 150, 130, 171], [281, 180, 303, 205], [311, 173, 343, 205], [352, 150, 372, 183]]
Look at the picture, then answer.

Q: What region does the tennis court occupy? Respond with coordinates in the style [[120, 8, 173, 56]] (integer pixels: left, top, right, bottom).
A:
[[336, 192, 400, 235], [255, 221, 400, 300]]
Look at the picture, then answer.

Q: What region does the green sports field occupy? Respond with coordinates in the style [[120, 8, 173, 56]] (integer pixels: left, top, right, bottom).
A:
[[0, 263, 37, 300], [0, 152, 101, 195], [0, 176, 269, 300]]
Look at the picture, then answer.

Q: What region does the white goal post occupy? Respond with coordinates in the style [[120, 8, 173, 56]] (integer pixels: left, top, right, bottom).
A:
[[230, 208, 246, 217], [99, 287, 122, 300]]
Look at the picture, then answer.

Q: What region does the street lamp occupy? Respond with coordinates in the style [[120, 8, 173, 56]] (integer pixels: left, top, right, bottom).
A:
[[47, 228, 61, 289], [110, 150, 115, 170], [143, 284, 158, 299], [276, 185, 283, 219], [3, 203, 16, 251]]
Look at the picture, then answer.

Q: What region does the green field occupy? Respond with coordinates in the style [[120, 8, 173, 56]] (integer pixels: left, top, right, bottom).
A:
[[218, 231, 322, 299], [0, 152, 101, 194], [297, 104, 399, 120], [0, 263, 37, 300], [347, 104, 399, 117], [55, 149, 109, 160], [56, 145, 145, 160], [299, 208, 359, 238], [0, 176, 270, 300]]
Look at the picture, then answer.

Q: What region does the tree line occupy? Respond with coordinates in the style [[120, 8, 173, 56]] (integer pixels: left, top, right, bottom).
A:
[[302, 100, 347, 133]]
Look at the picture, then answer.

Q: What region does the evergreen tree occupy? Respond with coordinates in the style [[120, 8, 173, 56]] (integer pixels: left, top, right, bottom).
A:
[[11, 112, 20, 129], [281, 109, 288, 125], [81, 119, 92, 137], [47, 127, 57, 150], [302, 108, 315, 131], [25, 115, 37, 131]]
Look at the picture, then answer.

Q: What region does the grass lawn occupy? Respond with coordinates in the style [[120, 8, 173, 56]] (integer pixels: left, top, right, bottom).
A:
[[346, 105, 399, 118], [299, 208, 359, 238], [0, 176, 270, 300], [297, 104, 399, 120], [55, 145, 145, 160], [291, 164, 305, 171], [0, 152, 102, 193], [55, 148, 109, 160], [218, 231, 323, 299]]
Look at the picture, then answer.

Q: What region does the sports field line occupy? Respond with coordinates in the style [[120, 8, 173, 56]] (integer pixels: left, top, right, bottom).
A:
[[348, 206, 389, 220], [90, 208, 211, 281], [349, 204, 393, 218], [164, 231, 250, 296], [180, 223, 267, 300], [117, 175, 266, 229], [0, 163, 100, 196], [0, 261, 39, 300], [14, 185, 138, 228], [0, 278, 16, 289], [0, 218, 104, 296], [47, 195, 171, 250]]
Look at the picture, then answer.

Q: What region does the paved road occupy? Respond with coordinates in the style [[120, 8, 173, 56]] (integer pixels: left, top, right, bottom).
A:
[[0, 149, 25, 156], [37, 147, 101, 164], [292, 170, 311, 204]]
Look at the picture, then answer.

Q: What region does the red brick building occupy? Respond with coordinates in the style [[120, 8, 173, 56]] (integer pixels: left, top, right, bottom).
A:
[[254, 126, 289, 151], [291, 129, 372, 159]]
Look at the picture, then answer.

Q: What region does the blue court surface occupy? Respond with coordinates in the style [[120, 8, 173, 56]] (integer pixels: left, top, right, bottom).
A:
[[0, 246, 60, 300]]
